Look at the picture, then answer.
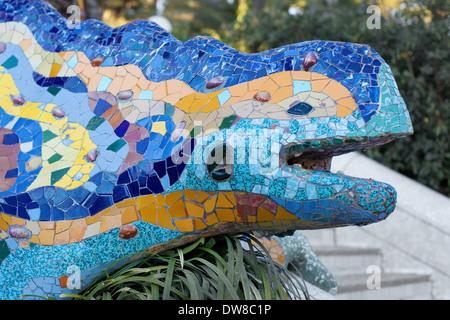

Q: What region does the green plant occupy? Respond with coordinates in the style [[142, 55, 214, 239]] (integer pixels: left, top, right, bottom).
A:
[[62, 233, 309, 300]]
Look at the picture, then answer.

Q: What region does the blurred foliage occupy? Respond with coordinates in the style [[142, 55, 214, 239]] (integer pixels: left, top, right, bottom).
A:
[[50, 0, 450, 196], [46, 0, 103, 19], [92, 0, 238, 40]]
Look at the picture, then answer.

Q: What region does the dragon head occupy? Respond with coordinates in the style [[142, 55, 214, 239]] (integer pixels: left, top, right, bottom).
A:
[[166, 40, 413, 235], [0, 0, 413, 299]]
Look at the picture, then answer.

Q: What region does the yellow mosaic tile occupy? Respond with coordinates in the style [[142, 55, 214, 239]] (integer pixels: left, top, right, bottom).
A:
[[196, 191, 210, 204], [204, 196, 217, 213], [274, 206, 298, 220], [11, 216, 25, 226], [136, 194, 156, 210], [271, 71, 293, 87], [204, 213, 219, 226], [193, 219, 207, 231], [151, 121, 167, 135], [217, 192, 234, 208]]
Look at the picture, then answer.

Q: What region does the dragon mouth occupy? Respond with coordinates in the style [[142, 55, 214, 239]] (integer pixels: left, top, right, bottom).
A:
[[282, 142, 345, 175], [277, 138, 399, 227], [285, 151, 333, 173], [282, 135, 397, 174]]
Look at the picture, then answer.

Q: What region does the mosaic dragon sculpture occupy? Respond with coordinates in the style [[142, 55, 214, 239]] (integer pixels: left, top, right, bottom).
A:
[[0, 0, 412, 299]]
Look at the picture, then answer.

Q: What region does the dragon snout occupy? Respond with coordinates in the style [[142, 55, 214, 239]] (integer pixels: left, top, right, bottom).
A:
[[263, 177, 397, 230], [338, 179, 397, 225], [200, 135, 397, 229]]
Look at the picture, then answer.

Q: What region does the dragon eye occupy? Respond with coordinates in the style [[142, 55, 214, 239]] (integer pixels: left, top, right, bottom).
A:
[[207, 143, 233, 181], [287, 101, 314, 115]]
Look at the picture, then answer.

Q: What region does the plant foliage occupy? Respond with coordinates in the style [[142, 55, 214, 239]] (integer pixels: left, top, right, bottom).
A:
[[62, 233, 309, 300]]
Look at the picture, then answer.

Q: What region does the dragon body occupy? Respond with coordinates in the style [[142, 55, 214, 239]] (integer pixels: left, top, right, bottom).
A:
[[0, 0, 412, 299]]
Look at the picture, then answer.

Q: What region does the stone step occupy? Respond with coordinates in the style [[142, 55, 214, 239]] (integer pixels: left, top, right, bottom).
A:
[[314, 246, 382, 276], [335, 273, 432, 300], [308, 246, 433, 299]]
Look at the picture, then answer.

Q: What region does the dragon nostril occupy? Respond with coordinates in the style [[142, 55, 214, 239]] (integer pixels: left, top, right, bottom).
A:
[[287, 102, 314, 115], [207, 143, 233, 181]]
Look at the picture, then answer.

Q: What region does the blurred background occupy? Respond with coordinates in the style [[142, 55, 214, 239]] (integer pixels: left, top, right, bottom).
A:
[[46, 0, 449, 199]]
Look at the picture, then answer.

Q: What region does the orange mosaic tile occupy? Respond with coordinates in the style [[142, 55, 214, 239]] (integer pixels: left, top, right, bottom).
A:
[[69, 220, 87, 244], [120, 205, 139, 225], [271, 71, 293, 87], [185, 201, 204, 218], [216, 209, 236, 222], [99, 215, 122, 234], [167, 199, 188, 219], [156, 208, 175, 230], [39, 229, 55, 246], [140, 203, 157, 225], [173, 219, 194, 232], [54, 229, 69, 245]]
